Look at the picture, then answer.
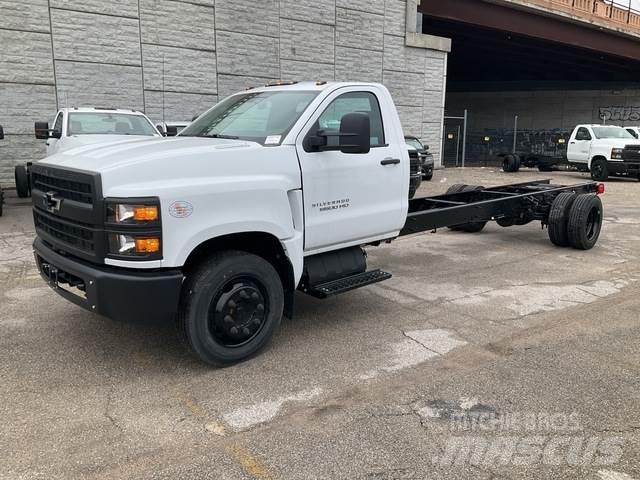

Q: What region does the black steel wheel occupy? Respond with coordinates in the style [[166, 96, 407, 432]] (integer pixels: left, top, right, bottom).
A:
[[177, 251, 284, 366], [547, 192, 577, 247], [14, 165, 30, 198], [590, 158, 609, 181], [567, 194, 603, 250]]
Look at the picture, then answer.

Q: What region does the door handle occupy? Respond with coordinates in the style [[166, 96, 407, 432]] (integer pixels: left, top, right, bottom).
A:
[[570, 141, 576, 144], [381, 158, 401, 166]]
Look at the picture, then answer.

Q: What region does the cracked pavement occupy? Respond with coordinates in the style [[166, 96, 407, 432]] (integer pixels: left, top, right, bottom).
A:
[[1, 168, 639, 479]]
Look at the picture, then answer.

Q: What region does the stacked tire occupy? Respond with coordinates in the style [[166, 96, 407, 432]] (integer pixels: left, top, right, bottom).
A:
[[502, 154, 521, 173], [547, 192, 603, 250]]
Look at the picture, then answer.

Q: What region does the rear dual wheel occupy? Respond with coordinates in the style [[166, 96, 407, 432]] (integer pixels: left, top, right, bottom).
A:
[[548, 193, 603, 250], [446, 184, 488, 233], [502, 154, 521, 173]]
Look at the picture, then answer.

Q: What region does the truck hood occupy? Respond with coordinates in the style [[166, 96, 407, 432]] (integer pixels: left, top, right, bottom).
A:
[[39, 136, 253, 173], [592, 138, 637, 149], [36, 136, 301, 198], [57, 134, 158, 153]]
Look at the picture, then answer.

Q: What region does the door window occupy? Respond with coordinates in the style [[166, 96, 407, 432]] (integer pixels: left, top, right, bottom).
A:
[[52, 113, 63, 134], [575, 128, 591, 141], [309, 91, 385, 149]]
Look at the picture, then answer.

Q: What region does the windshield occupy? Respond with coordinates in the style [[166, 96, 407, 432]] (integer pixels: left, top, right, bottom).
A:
[[68, 113, 158, 136], [592, 126, 635, 140], [405, 138, 423, 150], [180, 91, 319, 145]]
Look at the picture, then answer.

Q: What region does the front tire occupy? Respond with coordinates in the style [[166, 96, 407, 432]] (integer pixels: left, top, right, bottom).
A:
[[177, 251, 284, 366], [590, 158, 609, 181], [14, 165, 30, 198]]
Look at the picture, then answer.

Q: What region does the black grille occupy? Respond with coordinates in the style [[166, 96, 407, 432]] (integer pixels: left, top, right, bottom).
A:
[[623, 145, 640, 161], [34, 210, 95, 253], [409, 151, 421, 175], [32, 172, 93, 205]]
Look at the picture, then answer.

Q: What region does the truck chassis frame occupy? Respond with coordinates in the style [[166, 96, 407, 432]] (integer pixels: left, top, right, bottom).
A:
[[402, 179, 598, 236]]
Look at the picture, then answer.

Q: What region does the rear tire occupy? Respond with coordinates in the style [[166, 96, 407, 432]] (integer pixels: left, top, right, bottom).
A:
[[590, 158, 608, 181], [448, 185, 487, 233], [502, 154, 521, 173], [547, 192, 577, 247], [14, 165, 30, 198], [177, 251, 284, 366], [567, 194, 603, 250]]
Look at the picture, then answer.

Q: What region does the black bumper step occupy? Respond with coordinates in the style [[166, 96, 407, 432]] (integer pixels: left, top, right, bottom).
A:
[[306, 269, 392, 299]]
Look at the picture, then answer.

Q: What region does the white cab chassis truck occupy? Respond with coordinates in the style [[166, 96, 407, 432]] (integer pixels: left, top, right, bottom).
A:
[[501, 124, 640, 182], [31, 82, 605, 365]]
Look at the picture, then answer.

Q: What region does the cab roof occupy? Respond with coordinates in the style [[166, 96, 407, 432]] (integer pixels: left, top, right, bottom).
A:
[[59, 107, 148, 115], [244, 81, 382, 93]]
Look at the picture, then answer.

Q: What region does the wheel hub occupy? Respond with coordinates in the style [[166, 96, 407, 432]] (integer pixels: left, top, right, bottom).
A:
[[211, 280, 266, 347]]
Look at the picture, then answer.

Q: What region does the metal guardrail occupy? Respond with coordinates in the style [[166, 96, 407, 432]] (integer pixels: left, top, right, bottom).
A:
[[518, 0, 640, 32]]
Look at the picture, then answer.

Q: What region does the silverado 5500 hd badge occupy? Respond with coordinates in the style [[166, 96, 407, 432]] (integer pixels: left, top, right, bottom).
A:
[[312, 198, 350, 212]]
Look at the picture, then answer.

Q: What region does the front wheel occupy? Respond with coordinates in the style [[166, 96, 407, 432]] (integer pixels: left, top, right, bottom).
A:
[[590, 158, 609, 181], [177, 251, 284, 366], [15, 165, 30, 198]]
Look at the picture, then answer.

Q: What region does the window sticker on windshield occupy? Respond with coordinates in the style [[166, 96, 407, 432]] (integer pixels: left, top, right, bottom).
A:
[[265, 135, 281, 145]]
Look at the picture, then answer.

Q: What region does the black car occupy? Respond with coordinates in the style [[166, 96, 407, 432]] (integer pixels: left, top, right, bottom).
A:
[[407, 144, 423, 199], [405, 135, 434, 181]]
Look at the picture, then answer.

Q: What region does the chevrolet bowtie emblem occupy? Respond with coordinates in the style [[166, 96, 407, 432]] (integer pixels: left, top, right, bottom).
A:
[[43, 191, 62, 213]]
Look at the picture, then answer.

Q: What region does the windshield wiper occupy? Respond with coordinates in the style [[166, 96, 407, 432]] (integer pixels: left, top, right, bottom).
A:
[[202, 133, 240, 140]]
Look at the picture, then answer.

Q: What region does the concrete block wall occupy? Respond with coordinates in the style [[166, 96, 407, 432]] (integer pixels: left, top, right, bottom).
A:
[[0, 0, 448, 186]]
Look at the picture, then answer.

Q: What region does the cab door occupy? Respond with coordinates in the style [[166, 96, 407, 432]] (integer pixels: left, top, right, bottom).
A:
[[567, 127, 592, 163], [295, 86, 407, 252]]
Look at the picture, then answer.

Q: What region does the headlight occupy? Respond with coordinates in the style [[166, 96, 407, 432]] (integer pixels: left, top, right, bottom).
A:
[[106, 201, 160, 224], [105, 198, 162, 259], [611, 148, 624, 160], [108, 234, 161, 256]]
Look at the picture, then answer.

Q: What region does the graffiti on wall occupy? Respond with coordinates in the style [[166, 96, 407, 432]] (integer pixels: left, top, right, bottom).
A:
[[599, 106, 640, 122]]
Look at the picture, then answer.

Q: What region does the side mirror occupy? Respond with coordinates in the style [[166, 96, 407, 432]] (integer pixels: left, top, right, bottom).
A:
[[0, 125, 4, 140], [166, 125, 178, 137], [35, 121, 49, 140], [338, 113, 370, 154], [156, 124, 166, 136], [307, 113, 371, 154]]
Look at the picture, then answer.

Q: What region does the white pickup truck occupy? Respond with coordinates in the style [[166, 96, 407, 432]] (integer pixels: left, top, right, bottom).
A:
[[566, 124, 640, 181], [31, 82, 605, 366], [14, 108, 165, 198]]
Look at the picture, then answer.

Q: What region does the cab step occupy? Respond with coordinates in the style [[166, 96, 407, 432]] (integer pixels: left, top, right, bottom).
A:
[[305, 269, 392, 299]]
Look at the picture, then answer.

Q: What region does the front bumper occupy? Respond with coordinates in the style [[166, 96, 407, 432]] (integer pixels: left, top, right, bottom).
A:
[[34, 237, 183, 323], [609, 160, 640, 176]]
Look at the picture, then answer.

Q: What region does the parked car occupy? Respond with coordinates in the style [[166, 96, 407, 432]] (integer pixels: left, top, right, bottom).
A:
[[14, 108, 163, 198], [407, 144, 423, 199], [405, 135, 434, 181], [156, 121, 190, 137]]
